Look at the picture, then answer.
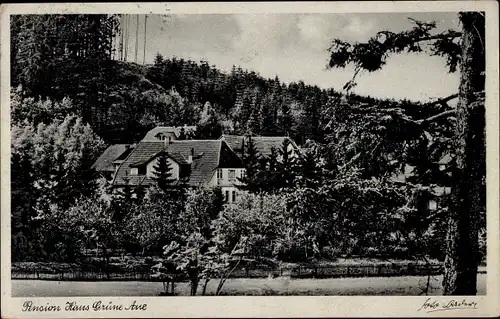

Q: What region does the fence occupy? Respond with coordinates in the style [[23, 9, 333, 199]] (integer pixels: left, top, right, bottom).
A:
[[11, 263, 443, 282], [231, 263, 443, 279], [12, 270, 152, 281]]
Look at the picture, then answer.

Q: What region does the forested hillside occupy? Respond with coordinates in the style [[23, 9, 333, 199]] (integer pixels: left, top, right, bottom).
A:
[[11, 14, 444, 146]]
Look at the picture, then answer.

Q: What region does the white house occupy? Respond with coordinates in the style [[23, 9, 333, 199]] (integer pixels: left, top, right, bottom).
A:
[[111, 137, 245, 203]]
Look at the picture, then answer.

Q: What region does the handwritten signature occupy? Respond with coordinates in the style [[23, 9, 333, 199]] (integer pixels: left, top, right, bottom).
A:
[[417, 297, 478, 313]]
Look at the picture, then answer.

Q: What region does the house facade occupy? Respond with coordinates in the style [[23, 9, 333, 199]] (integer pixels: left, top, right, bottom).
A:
[[93, 127, 302, 203], [111, 138, 245, 203]]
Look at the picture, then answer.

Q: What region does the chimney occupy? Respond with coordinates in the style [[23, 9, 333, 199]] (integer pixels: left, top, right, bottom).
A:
[[188, 147, 194, 164]]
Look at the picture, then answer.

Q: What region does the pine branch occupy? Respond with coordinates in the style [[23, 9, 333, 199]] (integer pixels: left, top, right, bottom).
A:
[[341, 94, 457, 128], [426, 93, 458, 108], [415, 109, 456, 126], [407, 33, 462, 43]]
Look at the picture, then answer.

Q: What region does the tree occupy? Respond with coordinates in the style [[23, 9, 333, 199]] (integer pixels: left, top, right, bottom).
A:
[[237, 136, 263, 193], [20, 193, 116, 263], [287, 171, 427, 260], [110, 174, 136, 223], [326, 12, 485, 295], [151, 149, 176, 191], [11, 89, 76, 126], [259, 147, 281, 193], [278, 93, 294, 136], [11, 129, 38, 261], [443, 13, 485, 295], [64, 196, 117, 263], [297, 146, 323, 188], [124, 186, 179, 256], [148, 53, 165, 84], [276, 138, 299, 189], [261, 94, 279, 136], [11, 15, 119, 129], [247, 89, 263, 135], [11, 114, 104, 210], [211, 192, 290, 276], [11, 112, 105, 261], [196, 102, 224, 139], [152, 187, 224, 296]]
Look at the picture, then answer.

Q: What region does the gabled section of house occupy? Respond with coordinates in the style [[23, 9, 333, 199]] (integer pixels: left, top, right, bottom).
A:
[[92, 144, 135, 179], [219, 135, 301, 159], [111, 139, 245, 202], [142, 125, 197, 141]]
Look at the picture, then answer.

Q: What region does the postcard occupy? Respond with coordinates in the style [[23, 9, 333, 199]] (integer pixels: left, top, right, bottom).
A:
[[1, 1, 499, 318]]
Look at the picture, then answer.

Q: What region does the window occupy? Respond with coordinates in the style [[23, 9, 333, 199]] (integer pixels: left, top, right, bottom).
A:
[[428, 199, 437, 211], [228, 169, 236, 182], [225, 190, 229, 202], [240, 170, 246, 178], [138, 166, 146, 175], [179, 164, 191, 179], [232, 190, 237, 202], [217, 169, 223, 179], [130, 168, 138, 175]]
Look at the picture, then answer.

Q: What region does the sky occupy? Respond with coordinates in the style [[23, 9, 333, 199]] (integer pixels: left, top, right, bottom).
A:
[[118, 12, 461, 102]]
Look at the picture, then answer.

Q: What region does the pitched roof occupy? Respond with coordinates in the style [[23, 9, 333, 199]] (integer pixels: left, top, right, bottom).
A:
[[219, 135, 245, 152], [142, 126, 197, 141], [219, 135, 299, 156], [252, 137, 295, 156], [92, 144, 132, 172], [113, 140, 227, 187], [130, 150, 189, 167]]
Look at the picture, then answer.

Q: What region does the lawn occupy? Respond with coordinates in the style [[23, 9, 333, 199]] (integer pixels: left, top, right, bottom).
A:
[[12, 274, 486, 297]]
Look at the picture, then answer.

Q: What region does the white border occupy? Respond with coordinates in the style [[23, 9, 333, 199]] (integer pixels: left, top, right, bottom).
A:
[[1, 2, 499, 318]]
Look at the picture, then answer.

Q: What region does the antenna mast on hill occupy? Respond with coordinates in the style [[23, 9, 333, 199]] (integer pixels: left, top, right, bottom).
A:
[[134, 14, 139, 63], [124, 15, 130, 61], [143, 15, 148, 65], [118, 14, 125, 61]]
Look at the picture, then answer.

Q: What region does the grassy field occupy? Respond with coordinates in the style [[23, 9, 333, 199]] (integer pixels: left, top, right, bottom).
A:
[[12, 274, 486, 297]]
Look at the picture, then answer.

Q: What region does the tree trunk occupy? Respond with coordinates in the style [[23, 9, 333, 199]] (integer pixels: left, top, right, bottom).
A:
[[190, 278, 199, 296], [189, 268, 199, 296], [443, 12, 485, 295], [202, 278, 210, 296]]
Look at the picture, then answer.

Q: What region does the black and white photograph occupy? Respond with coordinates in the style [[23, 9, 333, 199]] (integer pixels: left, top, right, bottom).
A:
[[1, 1, 499, 318]]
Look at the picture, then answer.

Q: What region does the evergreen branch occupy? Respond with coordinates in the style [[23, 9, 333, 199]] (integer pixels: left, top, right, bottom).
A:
[[340, 96, 457, 128], [425, 93, 458, 108], [415, 109, 456, 126], [404, 33, 462, 43]]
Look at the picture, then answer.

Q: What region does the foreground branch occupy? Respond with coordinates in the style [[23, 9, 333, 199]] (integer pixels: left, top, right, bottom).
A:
[[426, 93, 458, 108], [416, 109, 456, 126]]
